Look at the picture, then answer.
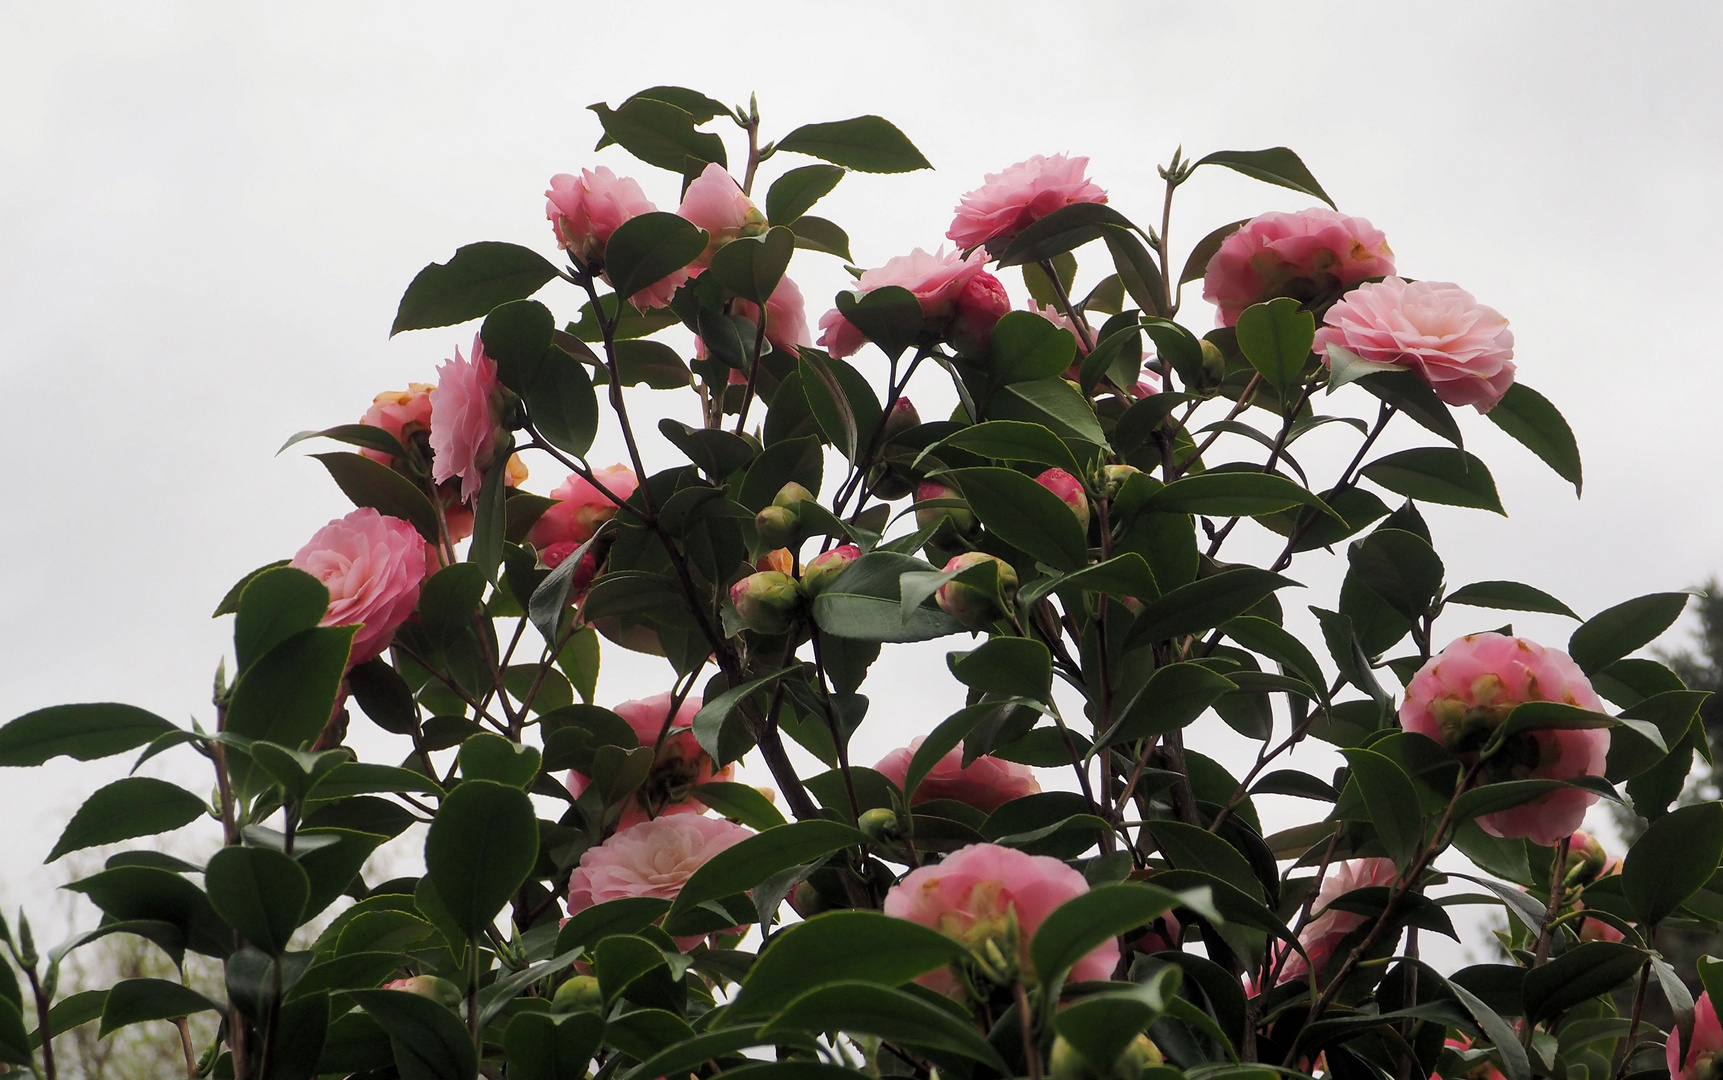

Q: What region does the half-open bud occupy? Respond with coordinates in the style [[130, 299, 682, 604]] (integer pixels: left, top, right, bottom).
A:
[[802, 544, 860, 597], [950, 272, 1011, 356], [1035, 468, 1091, 533], [881, 397, 923, 447], [935, 552, 1018, 629], [730, 570, 802, 635]]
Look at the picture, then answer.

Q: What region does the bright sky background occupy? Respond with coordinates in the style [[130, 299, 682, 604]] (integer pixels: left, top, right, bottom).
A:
[[3, 2, 1720, 967]]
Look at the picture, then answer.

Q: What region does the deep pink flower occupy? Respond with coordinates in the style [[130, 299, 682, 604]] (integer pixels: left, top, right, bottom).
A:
[[1314, 277, 1515, 412], [428, 334, 507, 504], [883, 842, 1118, 997], [816, 247, 990, 359], [359, 383, 434, 466], [1400, 634, 1608, 845], [565, 815, 754, 950], [564, 691, 733, 827], [947, 154, 1108, 251], [873, 738, 1041, 813], [1671, 993, 1723, 1080], [290, 508, 427, 665], [1034, 468, 1090, 534], [528, 464, 638, 551], [1276, 857, 1399, 985], [546, 167, 658, 266], [677, 162, 766, 268], [1202, 208, 1395, 328]]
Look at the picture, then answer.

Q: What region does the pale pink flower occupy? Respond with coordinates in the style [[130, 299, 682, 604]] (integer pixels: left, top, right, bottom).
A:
[[677, 162, 765, 268], [1671, 993, 1723, 1080], [1276, 857, 1399, 985], [565, 815, 754, 950], [290, 508, 427, 664], [565, 692, 732, 827], [359, 383, 434, 466], [1030, 301, 1089, 356], [947, 154, 1108, 251], [873, 738, 1041, 814], [697, 275, 814, 361], [528, 464, 638, 551], [884, 842, 1117, 997], [1202, 208, 1395, 328], [816, 247, 990, 359], [428, 334, 506, 504], [1314, 277, 1515, 412], [546, 166, 658, 266], [1400, 634, 1608, 846]]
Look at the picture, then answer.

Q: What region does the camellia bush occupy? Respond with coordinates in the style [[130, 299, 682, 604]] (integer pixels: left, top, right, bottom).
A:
[[2, 86, 1718, 1080]]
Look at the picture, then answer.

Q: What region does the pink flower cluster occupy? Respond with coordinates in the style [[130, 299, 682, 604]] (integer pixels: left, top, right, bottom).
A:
[[817, 247, 1004, 360], [947, 154, 1107, 251], [564, 814, 754, 951], [1274, 857, 1399, 986], [428, 334, 509, 504], [1202, 208, 1395, 327], [527, 464, 638, 573]]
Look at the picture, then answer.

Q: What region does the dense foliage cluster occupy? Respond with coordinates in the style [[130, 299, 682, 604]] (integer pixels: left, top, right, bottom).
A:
[[0, 87, 1715, 1080]]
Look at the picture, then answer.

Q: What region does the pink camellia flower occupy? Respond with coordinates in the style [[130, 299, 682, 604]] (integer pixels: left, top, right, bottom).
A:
[[1435, 1037, 1506, 1080], [359, 383, 434, 466], [528, 465, 638, 552], [947, 154, 1108, 251], [1035, 468, 1090, 534], [1275, 857, 1399, 985], [1030, 301, 1090, 357], [698, 275, 814, 362], [1201, 208, 1395, 328], [546, 166, 658, 267], [1127, 912, 1181, 955], [428, 335, 508, 505], [949, 271, 1012, 355], [565, 815, 754, 950], [816, 247, 990, 359], [290, 508, 428, 665], [884, 842, 1117, 997], [873, 738, 1040, 813], [1671, 993, 1723, 1080], [565, 692, 733, 827], [1313, 276, 1515, 412], [677, 162, 767, 268], [1400, 633, 1609, 846]]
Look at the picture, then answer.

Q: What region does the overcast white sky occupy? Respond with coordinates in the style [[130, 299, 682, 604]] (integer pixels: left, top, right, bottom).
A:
[[2, 2, 1720, 960]]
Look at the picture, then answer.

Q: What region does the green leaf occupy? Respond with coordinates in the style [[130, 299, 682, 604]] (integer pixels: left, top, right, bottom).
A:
[[48, 777, 207, 862], [554, 896, 670, 954], [1486, 382, 1582, 495], [664, 820, 867, 933], [0, 703, 176, 767], [1234, 298, 1314, 392], [344, 987, 479, 1080], [1341, 749, 1423, 868], [312, 451, 442, 542], [1446, 980, 1531, 1080], [763, 982, 1009, 1070], [934, 420, 1083, 476], [97, 979, 222, 1037], [1179, 219, 1250, 284], [990, 378, 1110, 448], [214, 559, 294, 616], [1106, 230, 1168, 317], [64, 866, 230, 958], [800, 350, 859, 460], [480, 297, 555, 393], [1194, 147, 1335, 208], [1100, 662, 1237, 747], [988, 310, 1078, 384], [1348, 528, 1444, 619], [459, 733, 541, 788], [1360, 447, 1505, 514], [835, 285, 922, 361], [604, 211, 706, 306], [901, 700, 1041, 801], [692, 781, 789, 831], [1445, 581, 1579, 621], [619, 1029, 783, 1080], [1568, 592, 1690, 675], [0, 1001, 27, 1068], [224, 627, 355, 779], [468, 456, 509, 583], [1146, 820, 1265, 901], [659, 420, 755, 478], [1357, 369, 1464, 449], [728, 910, 967, 1020], [590, 97, 726, 173], [788, 215, 853, 261], [948, 466, 1088, 571], [776, 116, 930, 173], [995, 203, 1143, 267], [233, 567, 331, 673], [423, 780, 538, 939], [766, 164, 845, 225], [1029, 882, 1182, 984], [1143, 472, 1341, 521], [523, 346, 600, 459], [948, 638, 1052, 701], [810, 551, 967, 643], [1126, 568, 1300, 646], [205, 845, 310, 955], [693, 668, 800, 767], [305, 763, 442, 802], [504, 1012, 605, 1080], [1623, 801, 1723, 925], [1521, 941, 1646, 1023], [1221, 616, 1328, 701], [391, 242, 560, 336], [709, 226, 795, 305]]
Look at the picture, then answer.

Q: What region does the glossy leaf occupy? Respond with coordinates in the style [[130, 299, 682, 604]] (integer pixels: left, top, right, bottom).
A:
[[1030, 882, 1182, 983], [423, 779, 538, 939], [709, 226, 795, 305], [766, 164, 845, 224], [728, 910, 966, 1020], [947, 466, 1088, 571], [1623, 801, 1723, 924], [664, 820, 867, 933], [48, 776, 207, 862], [1235, 297, 1314, 392], [834, 285, 922, 361], [345, 987, 479, 1080], [0, 703, 176, 767], [935, 420, 1084, 476], [990, 378, 1109, 448], [948, 638, 1052, 701], [391, 242, 559, 335], [810, 551, 966, 643], [1194, 147, 1335, 208], [590, 97, 726, 172], [1486, 382, 1583, 495], [776, 115, 930, 173], [1144, 472, 1342, 521], [996, 203, 1142, 267], [1360, 447, 1505, 514], [504, 1012, 606, 1080], [205, 845, 310, 955], [311, 451, 442, 541], [1445, 580, 1579, 621], [604, 211, 706, 306], [1521, 941, 1646, 1023], [763, 981, 1009, 1070], [1341, 748, 1423, 868], [97, 978, 222, 1036], [1125, 568, 1300, 646], [1100, 662, 1237, 747], [989, 310, 1079, 384], [1568, 592, 1690, 675], [233, 567, 330, 671], [1358, 369, 1464, 448], [1349, 528, 1444, 619]]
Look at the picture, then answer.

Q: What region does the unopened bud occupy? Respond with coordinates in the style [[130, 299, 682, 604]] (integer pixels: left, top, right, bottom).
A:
[[755, 505, 798, 550], [858, 807, 905, 844], [801, 545, 860, 597], [1051, 1034, 1163, 1080], [385, 975, 463, 1006], [950, 272, 1011, 357], [552, 974, 603, 1011], [773, 481, 816, 512], [1564, 830, 1610, 888], [729, 571, 802, 635], [914, 481, 977, 538], [1035, 468, 1091, 534], [789, 880, 831, 918], [1200, 338, 1227, 385], [935, 552, 1018, 629], [881, 397, 922, 447]]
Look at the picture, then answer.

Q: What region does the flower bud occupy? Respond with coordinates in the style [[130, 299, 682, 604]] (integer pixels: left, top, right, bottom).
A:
[[881, 397, 922, 448], [914, 481, 978, 537], [858, 807, 906, 844], [935, 552, 1018, 629], [802, 544, 860, 597], [755, 505, 798, 551], [1564, 830, 1610, 888], [789, 880, 831, 919], [729, 570, 802, 635], [949, 272, 1011, 356], [757, 547, 795, 576], [1051, 1034, 1163, 1080], [773, 481, 816, 512], [385, 975, 464, 1006], [1200, 338, 1227, 385], [1035, 468, 1091, 534], [1099, 464, 1141, 501], [551, 974, 603, 1011]]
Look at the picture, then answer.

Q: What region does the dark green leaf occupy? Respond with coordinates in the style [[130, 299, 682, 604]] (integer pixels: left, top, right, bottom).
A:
[[0, 703, 176, 767], [995, 203, 1142, 267], [234, 567, 331, 674], [305, 763, 441, 802], [48, 777, 207, 862], [693, 668, 800, 767], [468, 456, 509, 583], [604, 211, 706, 306], [1445, 581, 1579, 621], [988, 310, 1078, 384], [1349, 528, 1444, 619], [835, 285, 922, 361], [1029, 882, 1182, 983], [214, 559, 293, 616], [664, 820, 867, 934], [776, 116, 930, 173], [788, 216, 852, 261], [1125, 568, 1300, 646], [1521, 941, 1646, 1023], [523, 347, 600, 458], [1568, 592, 1690, 675], [205, 846, 310, 955], [990, 379, 1109, 448], [948, 638, 1052, 701], [1179, 219, 1249, 284], [948, 466, 1088, 571], [1358, 370, 1463, 449], [555, 896, 671, 954], [800, 350, 859, 460], [345, 987, 479, 1080], [1341, 748, 1423, 868], [1145, 820, 1264, 901], [1360, 447, 1505, 514], [810, 551, 967, 643], [935, 420, 1083, 476], [423, 780, 538, 939], [1486, 382, 1582, 495], [224, 627, 355, 779], [1234, 298, 1314, 392], [1194, 147, 1335, 208], [590, 97, 726, 173], [480, 297, 555, 393], [692, 782, 789, 831], [97, 979, 222, 1036], [1144, 472, 1342, 520], [610, 338, 692, 388], [312, 452, 442, 542], [592, 934, 668, 1003], [709, 226, 795, 305], [459, 733, 541, 787], [504, 1012, 605, 1080], [766, 164, 846, 225], [391, 242, 559, 336], [763, 982, 1009, 1070], [728, 911, 967, 1020], [64, 866, 230, 958], [1623, 802, 1723, 925], [1100, 662, 1237, 747]]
